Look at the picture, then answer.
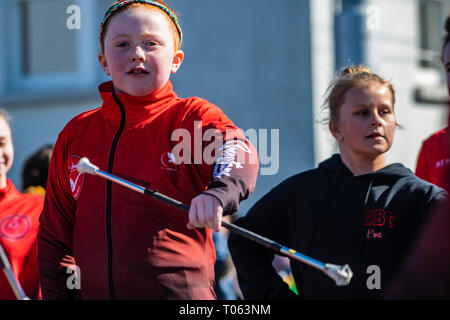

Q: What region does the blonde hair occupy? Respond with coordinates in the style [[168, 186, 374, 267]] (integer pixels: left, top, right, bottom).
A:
[[322, 65, 396, 124]]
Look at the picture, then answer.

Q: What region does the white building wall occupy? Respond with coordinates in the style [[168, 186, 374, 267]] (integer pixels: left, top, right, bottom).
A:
[[310, 0, 339, 165]]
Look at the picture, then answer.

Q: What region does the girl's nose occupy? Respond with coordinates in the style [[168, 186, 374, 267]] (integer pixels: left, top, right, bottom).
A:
[[131, 46, 146, 62], [370, 117, 382, 127]]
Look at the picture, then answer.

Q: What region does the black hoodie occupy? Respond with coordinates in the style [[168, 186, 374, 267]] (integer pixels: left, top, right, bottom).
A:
[[228, 154, 446, 300]]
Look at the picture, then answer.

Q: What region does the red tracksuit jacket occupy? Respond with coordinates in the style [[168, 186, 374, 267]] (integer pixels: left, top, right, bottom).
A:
[[0, 179, 43, 300], [416, 126, 450, 191], [38, 80, 258, 299]]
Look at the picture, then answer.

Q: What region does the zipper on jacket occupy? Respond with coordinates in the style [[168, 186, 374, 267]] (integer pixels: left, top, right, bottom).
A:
[[106, 92, 126, 300]]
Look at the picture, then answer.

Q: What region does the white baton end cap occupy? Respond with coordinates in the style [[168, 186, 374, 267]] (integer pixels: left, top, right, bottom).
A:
[[76, 157, 99, 175], [324, 263, 353, 286]]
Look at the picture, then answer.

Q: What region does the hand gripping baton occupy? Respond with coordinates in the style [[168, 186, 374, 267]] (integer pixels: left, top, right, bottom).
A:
[[0, 243, 30, 300], [77, 157, 353, 286]]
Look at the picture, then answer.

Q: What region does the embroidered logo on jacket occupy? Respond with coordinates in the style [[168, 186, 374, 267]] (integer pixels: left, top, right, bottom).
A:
[[0, 214, 32, 241], [161, 152, 178, 171], [213, 141, 250, 179], [67, 155, 84, 200], [364, 209, 396, 239]]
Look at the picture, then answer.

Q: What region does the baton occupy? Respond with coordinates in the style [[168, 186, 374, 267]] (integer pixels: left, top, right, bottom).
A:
[[0, 243, 30, 300], [77, 157, 353, 286]]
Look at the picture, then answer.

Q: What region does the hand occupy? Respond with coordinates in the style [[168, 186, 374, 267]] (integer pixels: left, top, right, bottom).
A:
[[187, 194, 223, 232]]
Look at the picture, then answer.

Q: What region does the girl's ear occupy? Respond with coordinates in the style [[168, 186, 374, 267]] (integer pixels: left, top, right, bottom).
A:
[[170, 50, 184, 74], [329, 120, 343, 142], [98, 53, 111, 76]]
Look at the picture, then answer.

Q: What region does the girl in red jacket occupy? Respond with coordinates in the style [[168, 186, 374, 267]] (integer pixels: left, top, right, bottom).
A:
[[0, 110, 43, 299], [38, 0, 258, 300]]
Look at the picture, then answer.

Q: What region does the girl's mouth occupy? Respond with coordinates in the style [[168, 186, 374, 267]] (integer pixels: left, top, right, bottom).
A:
[[366, 132, 383, 138], [366, 132, 384, 141], [127, 67, 149, 75]]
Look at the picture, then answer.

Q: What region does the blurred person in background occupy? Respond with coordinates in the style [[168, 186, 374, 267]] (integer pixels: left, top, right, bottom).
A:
[[22, 144, 54, 195], [0, 109, 43, 299]]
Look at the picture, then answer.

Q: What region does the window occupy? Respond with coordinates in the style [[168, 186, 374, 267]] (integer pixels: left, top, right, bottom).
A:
[[415, 0, 450, 103], [418, 0, 450, 68], [0, 0, 110, 104]]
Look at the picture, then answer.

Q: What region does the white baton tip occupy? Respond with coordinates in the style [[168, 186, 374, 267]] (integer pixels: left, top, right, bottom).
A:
[[76, 157, 99, 175], [324, 263, 353, 286]]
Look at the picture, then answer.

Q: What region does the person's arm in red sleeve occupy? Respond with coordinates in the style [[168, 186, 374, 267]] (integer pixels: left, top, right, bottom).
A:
[[182, 101, 259, 231], [38, 130, 77, 300], [202, 137, 259, 214]]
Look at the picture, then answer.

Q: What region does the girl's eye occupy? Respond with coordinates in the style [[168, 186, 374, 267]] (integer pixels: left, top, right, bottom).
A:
[[357, 110, 369, 116], [117, 42, 129, 47], [145, 41, 158, 46], [379, 106, 393, 115]]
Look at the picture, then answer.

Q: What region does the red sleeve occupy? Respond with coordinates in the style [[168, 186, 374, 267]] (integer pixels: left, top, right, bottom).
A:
[[415, 139, 431, 182], [38, 127, 77, 300], [181, 101, 259, 214], [203, 138, 259, 214]]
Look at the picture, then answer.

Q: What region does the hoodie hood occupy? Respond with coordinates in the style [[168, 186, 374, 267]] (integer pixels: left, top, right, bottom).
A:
[[318, 153, 414, 181]]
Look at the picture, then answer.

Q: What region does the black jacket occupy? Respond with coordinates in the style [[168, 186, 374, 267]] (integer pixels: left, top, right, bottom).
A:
[[228, 154, 447, 299]]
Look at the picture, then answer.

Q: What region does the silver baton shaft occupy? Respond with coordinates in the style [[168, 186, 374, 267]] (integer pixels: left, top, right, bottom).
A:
[[76, 157, 353, 286]]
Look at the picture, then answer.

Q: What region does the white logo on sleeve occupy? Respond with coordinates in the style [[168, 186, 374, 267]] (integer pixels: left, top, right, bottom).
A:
[[213, 141, 250, 179], [67, 155, 85, 200]]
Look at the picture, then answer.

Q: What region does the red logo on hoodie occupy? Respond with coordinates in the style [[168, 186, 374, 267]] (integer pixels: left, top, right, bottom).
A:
[[0, 214, 31, 241], [364, 209, 396, 228], [364, 209, 396, 239], [67, 155, 84, 200]]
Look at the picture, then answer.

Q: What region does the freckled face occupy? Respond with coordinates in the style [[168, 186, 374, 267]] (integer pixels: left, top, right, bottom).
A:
[[98, 7, 183, 96]]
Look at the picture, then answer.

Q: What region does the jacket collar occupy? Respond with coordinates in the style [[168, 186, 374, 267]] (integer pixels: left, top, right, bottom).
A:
[[99, 80, 178, 121], [0, 179, 19, 202]]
